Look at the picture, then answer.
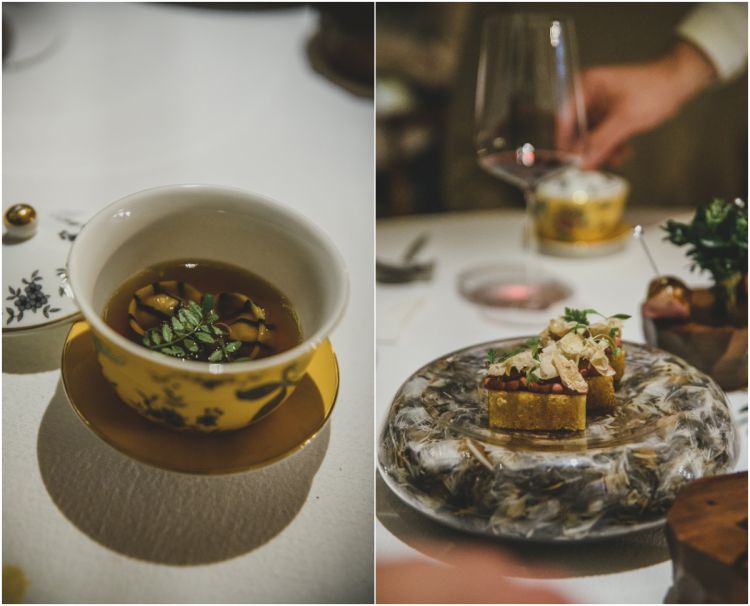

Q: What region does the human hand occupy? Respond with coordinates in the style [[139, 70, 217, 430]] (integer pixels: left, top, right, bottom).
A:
[[573, 42, 716, 169], [377, 545, 571, 603]]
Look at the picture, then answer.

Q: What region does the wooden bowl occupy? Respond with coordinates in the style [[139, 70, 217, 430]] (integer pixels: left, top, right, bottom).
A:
[[642, 287, 748, 391]]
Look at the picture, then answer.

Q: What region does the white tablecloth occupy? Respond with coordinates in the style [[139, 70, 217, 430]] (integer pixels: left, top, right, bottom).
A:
[[376, 208, 747, 604], [3, 4, 373, 603]]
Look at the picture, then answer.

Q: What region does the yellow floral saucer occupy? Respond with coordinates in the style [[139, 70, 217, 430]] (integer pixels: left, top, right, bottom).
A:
[[61, 322, 339, 474], [538, 222, 632, 258]]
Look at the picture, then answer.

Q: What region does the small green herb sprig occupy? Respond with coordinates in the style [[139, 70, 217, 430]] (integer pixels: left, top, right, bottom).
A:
[[663, 198, 748, 315], [487, 348, 497, 364], [486, 337, 540, 365], [561, 307, 631, 326], [486, 338, 542, 384], [142, 294, 245, 363], [561, 307, 629, 356]]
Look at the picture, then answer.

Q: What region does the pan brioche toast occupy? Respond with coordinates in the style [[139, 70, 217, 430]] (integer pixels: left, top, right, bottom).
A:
[[484, 308, 629, 430]]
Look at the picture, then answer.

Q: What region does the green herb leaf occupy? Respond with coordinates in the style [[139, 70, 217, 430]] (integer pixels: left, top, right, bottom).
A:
[[487, 349, 497, 364], [183, 309, 200, 327], [562, 307, 591, 325], [162, 346, 185, 357], [195, 332, 215, 344], [563, 307, 631, 324], [225, 341, 242, 353], [140, 290, 254, 364]]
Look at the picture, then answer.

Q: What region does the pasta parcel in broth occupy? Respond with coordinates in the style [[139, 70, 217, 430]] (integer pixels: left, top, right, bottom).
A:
[[103, 260, 302, 363]]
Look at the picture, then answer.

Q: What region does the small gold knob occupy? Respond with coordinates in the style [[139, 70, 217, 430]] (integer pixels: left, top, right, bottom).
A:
[[3, 204, 37, 239]]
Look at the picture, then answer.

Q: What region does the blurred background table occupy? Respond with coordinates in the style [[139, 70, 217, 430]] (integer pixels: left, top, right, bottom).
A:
[[3, 3, 373, 603], [376, 207, 748, 603]]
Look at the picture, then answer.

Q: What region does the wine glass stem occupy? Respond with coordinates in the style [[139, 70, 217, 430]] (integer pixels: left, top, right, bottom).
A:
[[523, 188, 540, 257]]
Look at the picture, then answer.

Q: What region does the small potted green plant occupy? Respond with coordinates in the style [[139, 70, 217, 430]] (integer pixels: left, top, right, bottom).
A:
[[642, 198, 747, 390]]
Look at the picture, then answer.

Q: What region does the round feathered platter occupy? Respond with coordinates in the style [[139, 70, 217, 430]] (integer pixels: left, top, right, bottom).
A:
[[378, 338, 739, 541]]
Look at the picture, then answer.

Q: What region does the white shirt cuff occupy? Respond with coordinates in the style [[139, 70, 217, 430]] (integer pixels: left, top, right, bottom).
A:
[[676, 3, 748, 81]]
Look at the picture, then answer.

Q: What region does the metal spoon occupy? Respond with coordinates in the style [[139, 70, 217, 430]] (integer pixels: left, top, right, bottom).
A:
[[632, 225, 660, 276]]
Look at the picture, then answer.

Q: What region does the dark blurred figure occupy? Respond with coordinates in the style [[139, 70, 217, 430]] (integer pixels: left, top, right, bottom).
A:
[[309, 3, 373, 97], [377, 3, 747, 217], [376, 3, 471, 216]]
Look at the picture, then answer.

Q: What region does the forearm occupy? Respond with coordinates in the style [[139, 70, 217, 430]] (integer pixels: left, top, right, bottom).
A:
[[660, 40, 718, 109]]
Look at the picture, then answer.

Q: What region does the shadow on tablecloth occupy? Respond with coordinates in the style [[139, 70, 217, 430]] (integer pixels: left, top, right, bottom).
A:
[[2, 320, 72, 374], [36, 379, 330, 565], [376, 472, 670, 578]]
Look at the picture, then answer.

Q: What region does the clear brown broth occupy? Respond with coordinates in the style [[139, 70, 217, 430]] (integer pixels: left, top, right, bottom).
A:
[[103, 259, 302, 361]]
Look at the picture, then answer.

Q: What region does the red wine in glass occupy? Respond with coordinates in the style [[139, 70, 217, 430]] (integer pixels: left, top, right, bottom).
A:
[[478, 148, 579, 191]]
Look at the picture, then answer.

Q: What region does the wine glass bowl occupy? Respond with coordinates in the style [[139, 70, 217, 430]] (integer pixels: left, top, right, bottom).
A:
[[462, 13, 588, 310], [475, 13, 587, 190]]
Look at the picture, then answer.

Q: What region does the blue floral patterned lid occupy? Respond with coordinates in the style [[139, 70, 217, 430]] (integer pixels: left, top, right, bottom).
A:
[[3, 204, 81, 332]]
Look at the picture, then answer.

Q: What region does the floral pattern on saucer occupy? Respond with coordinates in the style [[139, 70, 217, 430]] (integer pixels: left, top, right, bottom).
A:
[[5, 270, 61, 324], [3, 211, 81, 331]]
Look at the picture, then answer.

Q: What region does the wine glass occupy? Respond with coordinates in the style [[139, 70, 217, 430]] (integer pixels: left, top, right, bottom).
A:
[[462, 13, 587, 310]]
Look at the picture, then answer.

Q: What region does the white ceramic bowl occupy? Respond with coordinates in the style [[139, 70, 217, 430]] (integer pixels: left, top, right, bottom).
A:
[[67, 184, 348, 431]]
